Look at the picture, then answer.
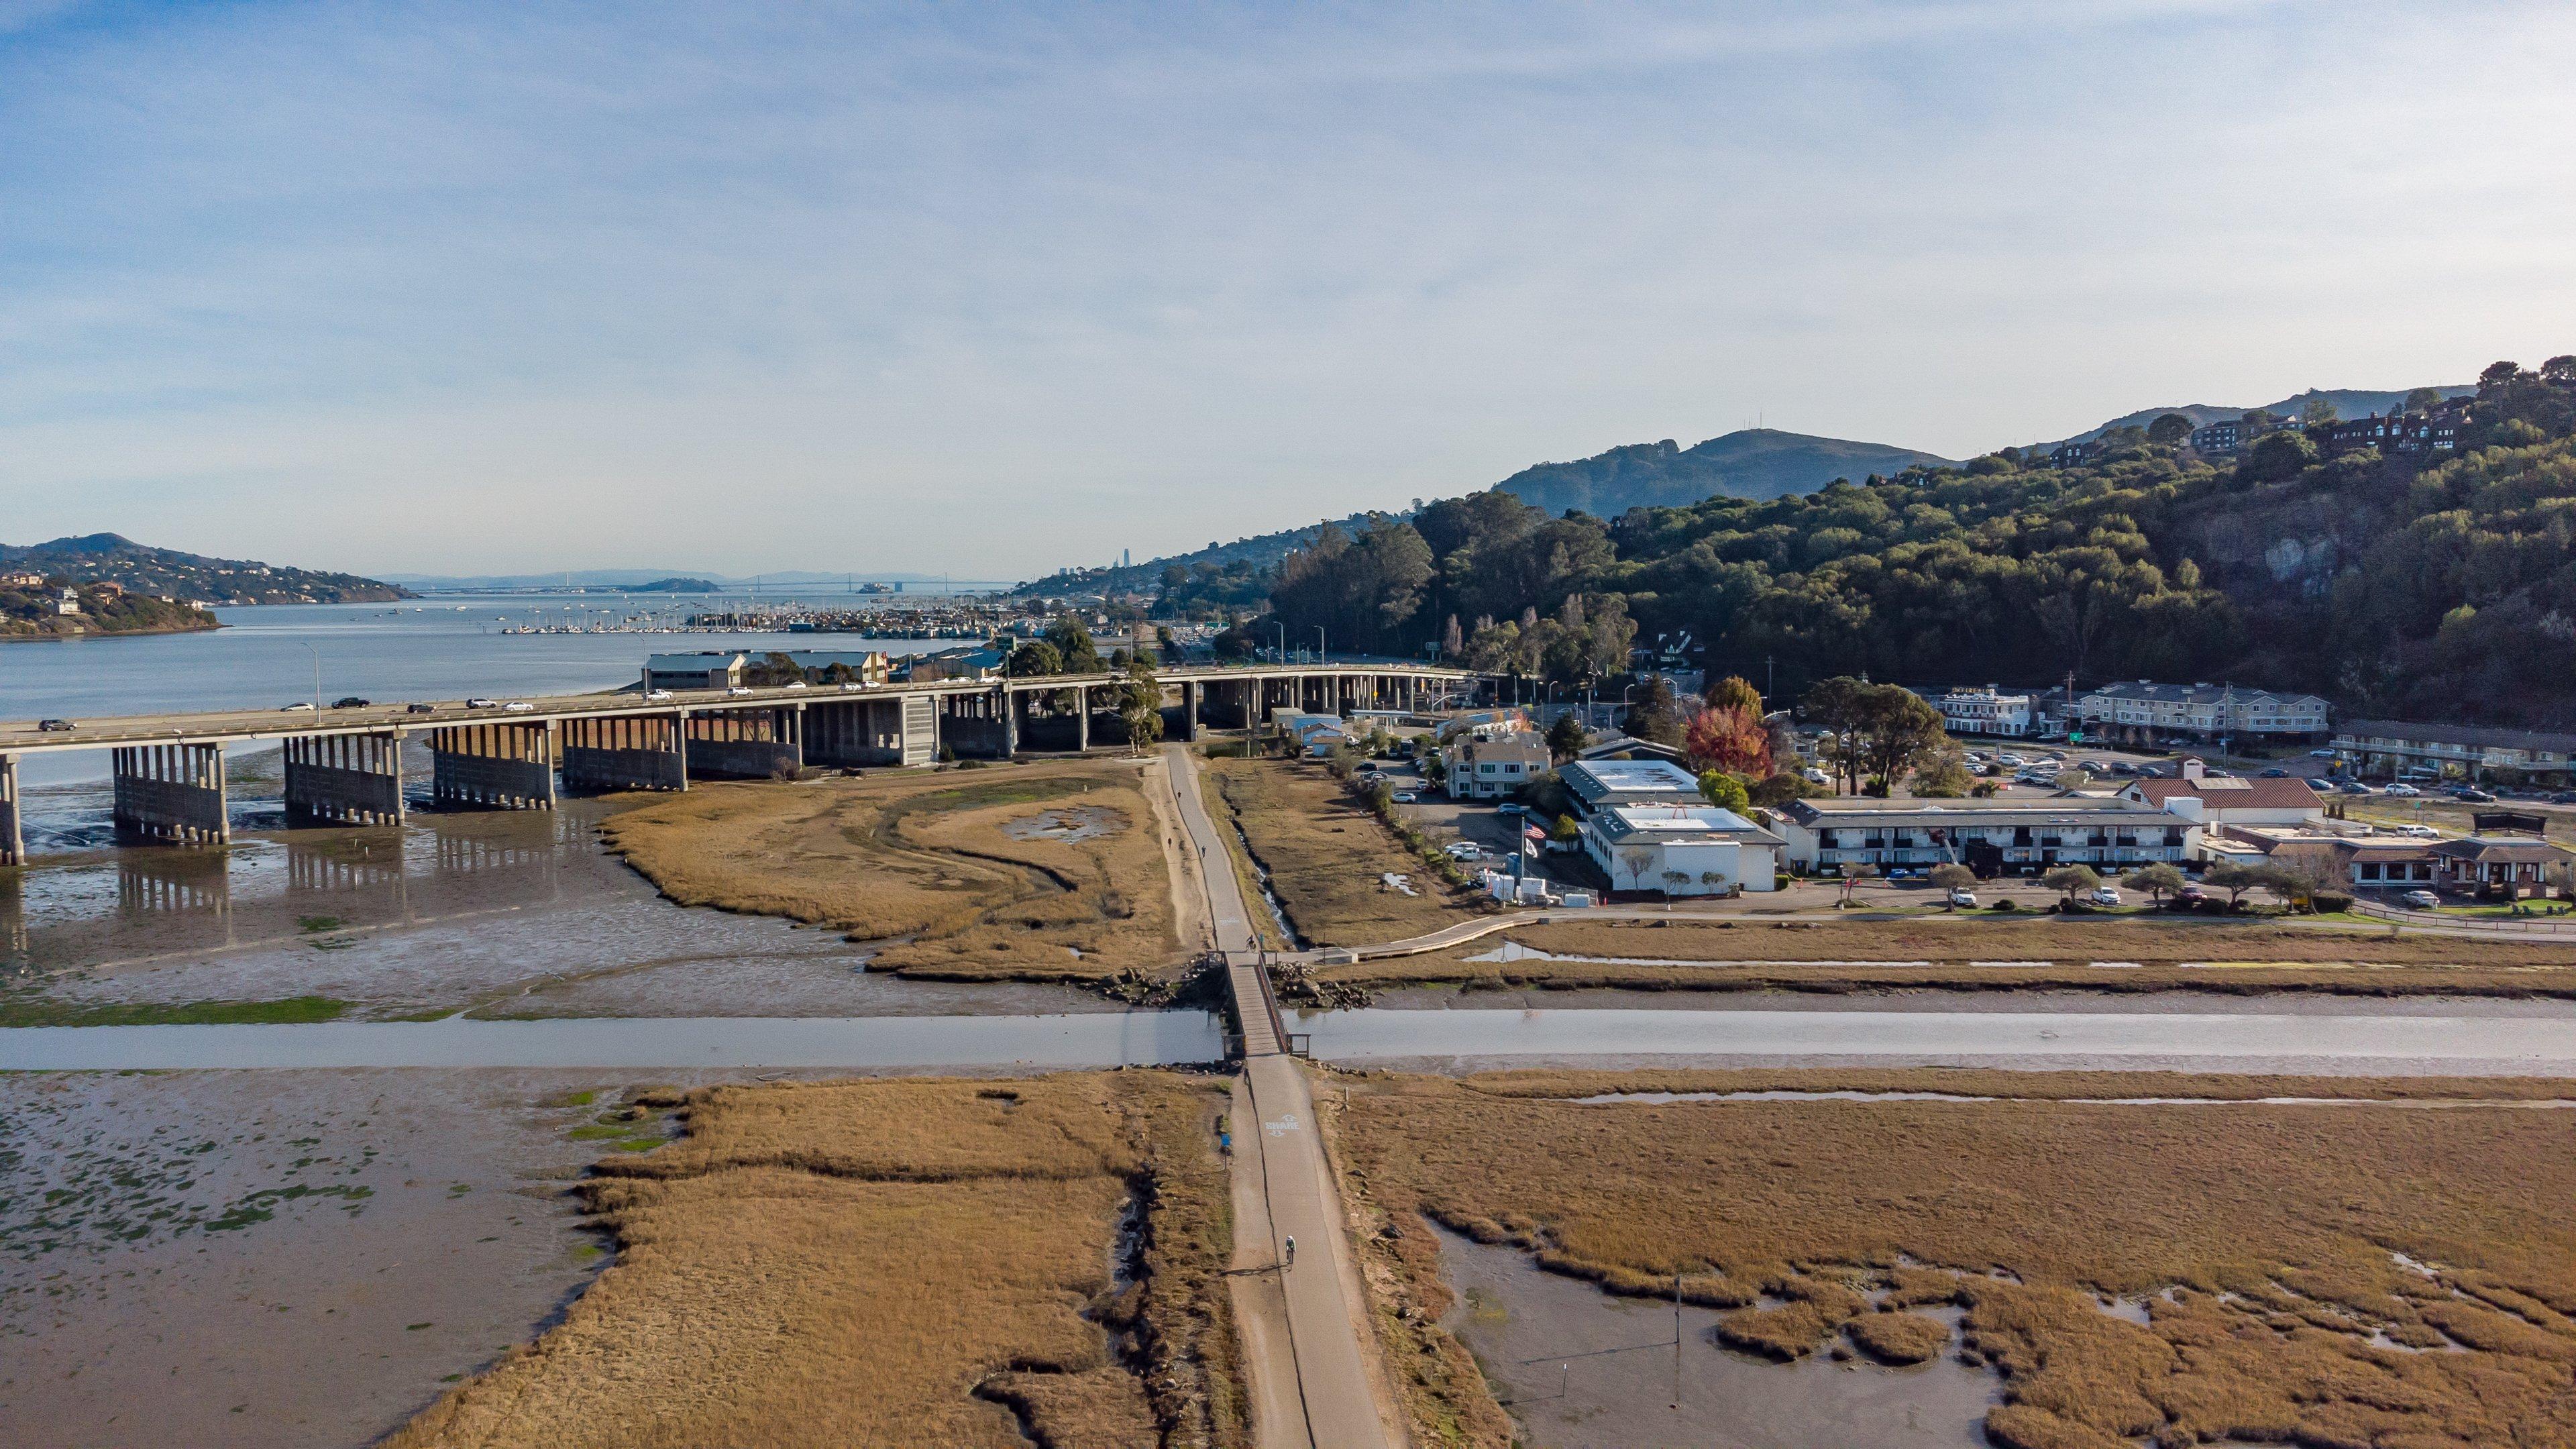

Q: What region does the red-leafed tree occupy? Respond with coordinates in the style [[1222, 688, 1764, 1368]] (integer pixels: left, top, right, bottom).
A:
[[1684, 704, 1772, 777]]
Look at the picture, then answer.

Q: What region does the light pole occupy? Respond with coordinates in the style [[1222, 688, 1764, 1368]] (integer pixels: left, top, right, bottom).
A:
[[304, 642, 321, 711], [1275, 623, 1285, 665], [1315, 627, 1326, 665]]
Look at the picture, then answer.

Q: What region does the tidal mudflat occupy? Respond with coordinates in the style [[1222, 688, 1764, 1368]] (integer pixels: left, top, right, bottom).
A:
[[2, 797, 1120, 1023], [0, 1067, 751, 1449]]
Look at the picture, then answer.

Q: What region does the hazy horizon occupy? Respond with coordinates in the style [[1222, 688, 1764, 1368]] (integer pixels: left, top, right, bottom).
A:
[[5, 1, 2571, 580]]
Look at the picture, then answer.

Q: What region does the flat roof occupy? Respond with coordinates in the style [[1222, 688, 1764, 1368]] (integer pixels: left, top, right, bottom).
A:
[[1595, 804, 1782, 846], [1562, 758, 1701, 804]]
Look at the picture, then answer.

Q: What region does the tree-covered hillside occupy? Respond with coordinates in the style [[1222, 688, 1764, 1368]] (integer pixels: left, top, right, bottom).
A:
[[1218, 355, 2576, 729]]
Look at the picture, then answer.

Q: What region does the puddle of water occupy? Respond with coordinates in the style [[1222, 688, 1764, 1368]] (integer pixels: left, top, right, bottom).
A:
[[1002, 805, 1125, 843], [1436, 1228, 1997, 1448], [0, 1010, 1228, 1071]]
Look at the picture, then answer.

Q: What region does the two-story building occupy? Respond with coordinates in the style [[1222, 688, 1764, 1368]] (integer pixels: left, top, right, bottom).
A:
[[1769, 798, 2197, 877], [2331, 720, 2576, 786], [1584, 804, 1782, 897], [1444, 729, 1550, 800], [1928, 685, 2034, 738], [2076, 681, 2330, 745]]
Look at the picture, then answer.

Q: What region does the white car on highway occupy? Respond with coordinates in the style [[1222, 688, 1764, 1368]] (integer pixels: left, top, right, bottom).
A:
[[502, 700, 535, 712], [2384, 783, 2420, 796], [645, 689, 675, 701]]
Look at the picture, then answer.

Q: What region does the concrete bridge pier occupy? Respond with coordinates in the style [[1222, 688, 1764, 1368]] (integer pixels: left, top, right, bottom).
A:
[[283, 733, 406, 825], [429, 723, 557, 810], [938, 690, 1012, 759], [1, 753, 21, 867], [684, 707, 803, 780], [1175, 680, 1201, 741], [1074, 685, 1091, 751], [111, 743, 230, 844], [561, 714, 687, 793]]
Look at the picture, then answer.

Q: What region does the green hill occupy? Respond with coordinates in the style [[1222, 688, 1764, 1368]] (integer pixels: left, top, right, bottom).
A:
[[1491, 429, 1959, 515], [0, 534, 409, 608]]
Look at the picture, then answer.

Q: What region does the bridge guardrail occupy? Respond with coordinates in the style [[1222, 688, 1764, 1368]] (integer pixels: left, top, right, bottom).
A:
[[2349, 898, 2576, 934]]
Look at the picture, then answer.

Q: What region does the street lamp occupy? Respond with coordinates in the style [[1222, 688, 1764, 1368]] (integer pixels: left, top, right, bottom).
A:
[[1315, 627, 1326, 665], [304, 642, 321, 711]]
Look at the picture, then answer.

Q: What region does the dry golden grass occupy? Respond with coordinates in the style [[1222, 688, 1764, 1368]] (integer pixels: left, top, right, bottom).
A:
[[599, 763, 1179, 981], [1329, 1069, 2576, 1449], [1204, 757, 1474, 948], [1515, 916, 2576, 966], [387, 1071, 1244, 1449], [1320, 916, 2576, 999]]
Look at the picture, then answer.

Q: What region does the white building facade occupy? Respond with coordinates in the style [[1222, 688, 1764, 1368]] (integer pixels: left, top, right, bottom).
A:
[[1584, 804, 1782, 896], [2076, 682, 2330, 742], [1770, 798, 2198, 876], [1930, 686, 2033, 737]]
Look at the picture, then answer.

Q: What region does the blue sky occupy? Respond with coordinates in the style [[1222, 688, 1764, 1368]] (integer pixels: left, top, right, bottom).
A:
[[3, 1, 2571, 580]]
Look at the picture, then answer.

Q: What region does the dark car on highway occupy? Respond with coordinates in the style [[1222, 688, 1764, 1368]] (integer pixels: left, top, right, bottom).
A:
[[37, 718, 75, 732], [331, 696, 370, 709]]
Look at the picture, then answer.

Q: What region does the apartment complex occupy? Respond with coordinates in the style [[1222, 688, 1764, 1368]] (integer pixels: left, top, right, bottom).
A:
[[1768, 798, 2196, 876], [1438, 711, 1545, 801], [2075, 681, 2330, 743], [2332, 719, 2576, 784]]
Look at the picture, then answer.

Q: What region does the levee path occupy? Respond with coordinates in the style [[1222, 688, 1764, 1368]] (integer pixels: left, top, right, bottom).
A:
[[1158, 744, 1401, 1449]]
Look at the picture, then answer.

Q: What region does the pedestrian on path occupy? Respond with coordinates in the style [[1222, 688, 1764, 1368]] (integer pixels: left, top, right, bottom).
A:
[[1283, 1235, 1295, 1269]]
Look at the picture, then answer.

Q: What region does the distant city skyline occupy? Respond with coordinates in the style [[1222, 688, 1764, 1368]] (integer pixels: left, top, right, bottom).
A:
[[3, 1, 2571, 580]]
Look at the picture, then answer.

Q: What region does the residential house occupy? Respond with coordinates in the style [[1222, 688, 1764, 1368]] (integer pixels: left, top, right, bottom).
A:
[[2188, 419, 2243, 454], [1445, 729, 1550, 800], [0, 570, 45, 588], [2332, 720, 2576, 786], [1769, 798, 2196, 877], [1584, 804, 1782, 897], [1275, 711, 1359, 758], [2118, 759, 2322, 827], [900, 645, 1008, 682], [2076, 681, 2330, 743]]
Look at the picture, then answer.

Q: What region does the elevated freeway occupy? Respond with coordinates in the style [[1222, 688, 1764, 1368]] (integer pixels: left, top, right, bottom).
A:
[[0, 661, 1476, 865]]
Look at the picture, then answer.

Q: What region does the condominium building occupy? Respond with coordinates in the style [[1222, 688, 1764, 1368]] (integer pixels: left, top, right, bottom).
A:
[[2332, 719, 2576, 785], [2075, 681, 2330, 743], [1929, 685, 2033, 737]]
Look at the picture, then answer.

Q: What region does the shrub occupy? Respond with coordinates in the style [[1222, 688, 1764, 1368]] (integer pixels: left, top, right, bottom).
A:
[[2311, 892, 2354, 914], [1988, 899, 2018, 912]]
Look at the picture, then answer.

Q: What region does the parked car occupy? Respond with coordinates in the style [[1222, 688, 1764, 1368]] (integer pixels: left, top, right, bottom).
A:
[[466, 698, 500, 709], [2394, 823, 2438, 837], [2551, 791, 2576, 805], [2172, 885, 2208, 908], [2308, 749, 2340, 759], [2087, 885, 2123, 907], [1803, 767, 1832, 786], [1444, 842, 1483, 861], [2109, 761, 2139, 775], [2455, 788, 2498, 803], [2401, 889, 2442, 910], [2337, 780, 2373, 794], [279, 701, 317, 712], [331, 696, 370, 709], [1946, 887, 1978, 908], [1996, 753, 2026, 767], [2259, 767, 2290, 777], [1391, 791, 1417, 804], [2384, 783, 2420, 796], [406, 702, 437, 714], [645, 689, 675, 702], [36, 718, 75, 732]]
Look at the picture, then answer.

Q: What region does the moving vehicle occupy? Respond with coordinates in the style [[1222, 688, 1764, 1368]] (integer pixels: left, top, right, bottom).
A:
[[783, 680, 808, 690], [1444, 842, 1483, 861], [2393, 823, 2438, 837], [279, 701, 317, 712], [2456, 788, 2498, 802], [37, 718, 74, 732], [1946, 887, 1978, 908], [331, 696, 370, 709], [2109, 761, 2139, 775], [645, 689, 674, 701], [1996, 753, 2026, 767], [2309, 749, 2340, 759], [2384, 782, 2420, 796], [2401, 889, 2442, 910], [502, 700, 536, 712], [2087, 885, 2123, 907], [2259, 767, 2290, 777], [1391, 790, 1418, 803], [406, 702, 437, 714], [466, 698, 500, 709], [728, 686, 753, 697], [839, 682, 867, 692], [2337, 780, 2372, 794]]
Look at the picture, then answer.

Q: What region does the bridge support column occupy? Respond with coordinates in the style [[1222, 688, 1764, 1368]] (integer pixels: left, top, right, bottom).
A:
[[683, 708, 803, 780], [284, 733, 406, 825], [429, 723, 556, 809], [1074, 685, 1089, 751], [1181, 680, 1200, 741], [562, 714, 687, 792], [112, 743, 230, 844], [1003, 686, 1021, 755], [1, 753, 21, 867]]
